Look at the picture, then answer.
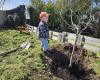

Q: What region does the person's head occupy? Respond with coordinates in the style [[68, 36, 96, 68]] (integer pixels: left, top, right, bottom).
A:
[[39, 12, 50, 23]]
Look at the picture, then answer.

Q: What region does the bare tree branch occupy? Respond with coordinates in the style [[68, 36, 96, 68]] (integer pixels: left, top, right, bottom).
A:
[[70, 9, 74, 26], [59, 11, 74, 28], [0, 0, 6, 10], [59, 1, 74, 29], [79, 0, 93, 34], [79, 15, 92, 34]]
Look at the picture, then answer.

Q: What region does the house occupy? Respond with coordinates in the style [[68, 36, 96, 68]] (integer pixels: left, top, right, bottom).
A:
[[0, 5, 25, 29]]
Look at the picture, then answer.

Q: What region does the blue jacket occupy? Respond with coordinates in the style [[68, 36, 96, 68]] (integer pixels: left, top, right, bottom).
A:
[[37, 21, 49, 38]]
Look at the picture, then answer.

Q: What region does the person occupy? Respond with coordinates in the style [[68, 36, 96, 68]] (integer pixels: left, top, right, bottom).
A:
[[37, 12, 50, 53]]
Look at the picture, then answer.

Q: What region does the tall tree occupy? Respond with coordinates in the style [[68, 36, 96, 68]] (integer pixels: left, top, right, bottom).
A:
[[30, 0, 45, 26], [54, 0, 94, 67], [43, 0, 60, 29]]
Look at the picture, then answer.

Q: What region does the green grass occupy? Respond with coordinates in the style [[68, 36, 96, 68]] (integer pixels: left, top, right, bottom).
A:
[[90, 57, 100, 79], [0, 30, 100, 80], [0, 30, 59, 80]]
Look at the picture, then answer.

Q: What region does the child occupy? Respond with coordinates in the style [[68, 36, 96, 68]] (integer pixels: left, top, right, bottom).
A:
[[37, 12, 50, 53]]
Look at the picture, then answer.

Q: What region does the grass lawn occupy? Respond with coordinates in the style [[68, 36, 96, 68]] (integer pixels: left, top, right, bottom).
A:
[[0, 30, 100, 80], [0, 29, 59, 80]]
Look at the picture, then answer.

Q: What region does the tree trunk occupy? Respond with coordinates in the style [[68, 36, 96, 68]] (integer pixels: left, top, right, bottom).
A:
[[69, 34, 78, 67]]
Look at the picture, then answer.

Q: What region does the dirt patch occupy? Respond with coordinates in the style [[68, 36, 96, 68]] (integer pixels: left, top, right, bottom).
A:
[[40, 43, 96, 80]]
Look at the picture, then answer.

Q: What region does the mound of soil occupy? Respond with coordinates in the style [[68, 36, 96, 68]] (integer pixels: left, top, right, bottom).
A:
[[40, 43, 96, 80]]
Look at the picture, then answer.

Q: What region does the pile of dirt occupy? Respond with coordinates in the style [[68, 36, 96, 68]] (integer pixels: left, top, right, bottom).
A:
[[40, 43, 96, 80]]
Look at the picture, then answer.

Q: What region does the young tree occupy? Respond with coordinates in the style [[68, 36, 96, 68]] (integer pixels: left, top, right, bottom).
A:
[[56, 0, 93, 67]]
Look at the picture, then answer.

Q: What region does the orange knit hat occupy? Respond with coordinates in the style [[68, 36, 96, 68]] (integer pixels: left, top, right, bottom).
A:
[[39, 12, 50, 19]]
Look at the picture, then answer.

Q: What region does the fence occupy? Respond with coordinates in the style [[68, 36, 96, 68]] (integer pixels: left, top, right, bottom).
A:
[[26, 24, 100, 53], [51, 31, 100, 53]]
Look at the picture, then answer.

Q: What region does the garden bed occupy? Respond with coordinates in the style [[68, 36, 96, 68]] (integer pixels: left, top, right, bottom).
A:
[[40, 43, 99, 80]]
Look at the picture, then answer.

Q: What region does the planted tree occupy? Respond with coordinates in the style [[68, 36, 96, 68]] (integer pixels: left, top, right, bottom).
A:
[[56, 0, 94, 67]]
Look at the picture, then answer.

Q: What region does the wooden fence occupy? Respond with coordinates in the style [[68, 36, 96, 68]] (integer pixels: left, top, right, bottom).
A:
[[26, 24, 100, 53]]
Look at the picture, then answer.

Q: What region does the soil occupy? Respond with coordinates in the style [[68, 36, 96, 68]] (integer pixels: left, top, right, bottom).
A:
[[40, 43, 96, 80]]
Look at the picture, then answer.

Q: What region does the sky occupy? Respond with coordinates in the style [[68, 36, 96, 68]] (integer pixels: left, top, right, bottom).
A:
[[0, 0, 51, 10], [0, 0, 29, 10], [0, 0, 100, 10]]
